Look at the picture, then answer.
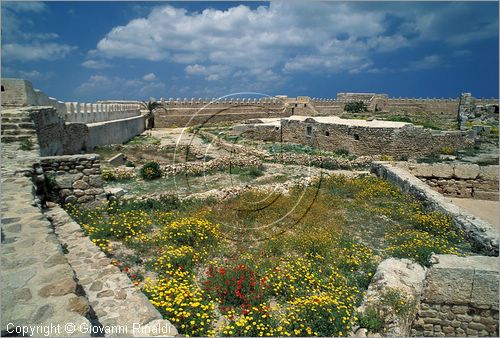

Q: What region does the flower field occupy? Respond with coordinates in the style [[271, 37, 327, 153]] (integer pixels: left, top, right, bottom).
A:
[[66, 174, 473, 336]]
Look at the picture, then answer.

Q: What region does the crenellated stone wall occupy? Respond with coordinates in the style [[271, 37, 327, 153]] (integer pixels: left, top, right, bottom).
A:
[[40, 154, 106, 205], [1, 78, 142, 124]]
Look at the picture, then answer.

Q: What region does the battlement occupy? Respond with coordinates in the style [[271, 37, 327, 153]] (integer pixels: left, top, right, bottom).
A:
[[1, 78, 142, 124]]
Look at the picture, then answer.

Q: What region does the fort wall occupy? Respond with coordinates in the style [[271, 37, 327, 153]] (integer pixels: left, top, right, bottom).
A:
[[1, 78, 142, 124]]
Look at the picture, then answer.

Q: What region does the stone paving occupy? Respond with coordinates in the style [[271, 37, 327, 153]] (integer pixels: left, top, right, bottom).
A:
[[1, 142, 92, 336]]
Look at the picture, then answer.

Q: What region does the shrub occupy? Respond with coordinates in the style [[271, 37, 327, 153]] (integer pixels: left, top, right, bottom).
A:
[[358, 307, 382, 333], [345, 101, 368, 114], [231, 165, 265, 178], [380, 154, 394, 161], [19, 138, 34, 151], [125, 160, 136, 167], [440, 146, 455, 155], [140, 161, 162, 180], [334, 148, 350, 157], [102, 168, 135, 181]]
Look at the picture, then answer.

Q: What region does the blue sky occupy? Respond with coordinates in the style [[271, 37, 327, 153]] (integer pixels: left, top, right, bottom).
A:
[[2, 1, 499, 102]]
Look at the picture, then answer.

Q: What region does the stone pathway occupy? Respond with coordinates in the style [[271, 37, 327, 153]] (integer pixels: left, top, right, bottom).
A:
[[1, 142, 91, 337], [447, 197, 499, 229]]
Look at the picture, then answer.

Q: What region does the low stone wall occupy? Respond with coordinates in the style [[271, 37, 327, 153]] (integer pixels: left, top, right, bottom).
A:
[[44, 206, 177, 337], [412, 255, 499, 337], [371, 162, 498, 255], [40, 154, 106, 205], [396, 163, 499, 200], [85, 115, 145, 150]]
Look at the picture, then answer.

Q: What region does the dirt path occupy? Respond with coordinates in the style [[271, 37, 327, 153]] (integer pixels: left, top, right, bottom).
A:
[[447, 198, 499, 229]]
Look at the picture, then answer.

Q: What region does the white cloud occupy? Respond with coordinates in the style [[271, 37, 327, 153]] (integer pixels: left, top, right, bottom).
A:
[[89, 1, 497, 82], [3, 43, 77, 62], [142, 73, 156, 81], [1, 2, 77, 62], [2, 67, 54, 81], [81, 59, 112, 69], [75, 74, 166, 100]]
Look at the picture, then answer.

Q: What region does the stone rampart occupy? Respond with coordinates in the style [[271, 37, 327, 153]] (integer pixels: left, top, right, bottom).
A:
[[24, 107, 145, 155], [371, 162, 498, 255], [40, 154, 106, 205], [411, 255, 499, 337], [1, 78, 142, 123], [396, 163, 499, 200]]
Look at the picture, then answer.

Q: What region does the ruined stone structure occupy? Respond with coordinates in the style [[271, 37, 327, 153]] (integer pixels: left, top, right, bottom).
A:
[[155, 97, 287, 127], [412, 255, 499, 337], [358, 255, 499, 337], [397, 163, 499, 200], [371, 162, 498, 255], [235, 116, 474, 157], [40, 154, 106, 205]]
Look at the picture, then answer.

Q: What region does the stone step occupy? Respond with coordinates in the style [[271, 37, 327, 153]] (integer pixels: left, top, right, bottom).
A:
[[1, 117, 33, 123], [1, 112, 31, 118], [1, 122, 34, 129], [0, 134, 35, 142], [1, 129, 36, 136]]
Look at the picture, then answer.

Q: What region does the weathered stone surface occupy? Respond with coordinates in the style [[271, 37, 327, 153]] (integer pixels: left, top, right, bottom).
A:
[[478, 166, 499, 181], [72, 180, 89, 190], [453, 164, 480, 179], [38, 277, 77, 297], [67, 296, 90, 316], [88, 175, 103, 187], [432, 164, 454, 178]]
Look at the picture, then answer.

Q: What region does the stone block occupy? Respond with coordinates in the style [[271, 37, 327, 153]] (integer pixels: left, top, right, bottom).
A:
[[72, 180, 89, 190], [38, 277, 76, 297], [410, 164, 434, 177], [473, 191, 499, 201], [432, 164, 454, 178], [478, 166, 499, 181], [108, 153, 127, 166], [88, 175, 103, 187], [471, 270, 499, 309], [453, 164, 480, 179], [423, 255, 475, 304]]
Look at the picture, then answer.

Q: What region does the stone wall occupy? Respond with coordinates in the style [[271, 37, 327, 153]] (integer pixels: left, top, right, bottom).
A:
[[155, 104, 287, 127], [20, 106, 144, 155], [279, 116, 473, 157], [412, 255, 499, 337], [86, 115, 145, 149], [371, 162, 498, 255], [1, 78, 141, 123], [397, 163, 499, 200], [40, 154, 106, 205]]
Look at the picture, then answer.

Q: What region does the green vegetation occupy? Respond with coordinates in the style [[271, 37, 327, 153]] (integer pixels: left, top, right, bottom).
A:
[[345, 101, 368, 114], [125, 135, 161, 146], [358, 307, 382, 333], [230, 165, 265, 178], [140, 161, 162, 180], [19, 138, 34, 151], [67, 174, 473, 337]]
